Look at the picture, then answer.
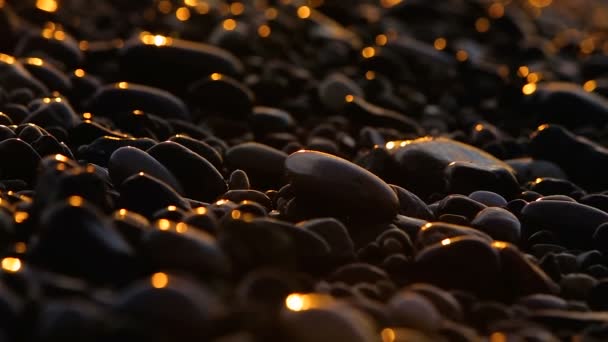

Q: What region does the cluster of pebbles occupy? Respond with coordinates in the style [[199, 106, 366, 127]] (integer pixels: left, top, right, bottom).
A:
[[1, 0, 608, 340]]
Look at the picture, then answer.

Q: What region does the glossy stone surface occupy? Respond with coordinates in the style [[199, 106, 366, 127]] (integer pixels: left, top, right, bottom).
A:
[[285, 150, 398, 222]]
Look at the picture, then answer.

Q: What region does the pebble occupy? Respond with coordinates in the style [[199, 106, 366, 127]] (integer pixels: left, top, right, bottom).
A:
[[385, 137, 517, 200], [285, 150, 398, 222], [468, 190, 508, 207], [147, 141, 226, 203], [225, 142, 287, 190], [522, 200, 608, 248], [471, 207, 521, 244]]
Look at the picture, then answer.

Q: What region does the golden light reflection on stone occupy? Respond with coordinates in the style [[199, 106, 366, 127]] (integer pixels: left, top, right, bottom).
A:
[[297, 6, 311, 19], [210, 73, 223, 80], [434, 37, 447, 51], [1, 258, 21, 273], [488, 3, 504, 19], [14, 211, 29, 224], [517, 66, 530, 78], [258, 24, 271, 38], [26, 58, 44, 66], [176, 7, 191, 21], [14, 242, 27, 254], [151, 272, 169, 288], [265, 7, 278, 20], [475, 17, 490, 33], [117, 82, 129, 89], [381, 328, 396, 342], [522, 83, 537, 95], [361, 46, 376, 58], [158, 219, 171, 231], [195, 207, 208, 215], [285, 293, 305, 311], [365, 71, 376, 80], [584, 80, 597, 92], [36, 0, 58, 12], [68, 196, 84, 207], [345, 94, 355, 103], [375, 34, 388, 46], [441, 238, 452, 246], [0, 54, 15, 65], [456, 50, 468, 62], [230, 2, 245, 15], [222, 19, 237, 31]]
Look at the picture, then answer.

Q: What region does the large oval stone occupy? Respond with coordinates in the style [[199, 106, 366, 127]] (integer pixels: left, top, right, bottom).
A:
[[286, 150, 398, 222], [385, 137, 516, 200]]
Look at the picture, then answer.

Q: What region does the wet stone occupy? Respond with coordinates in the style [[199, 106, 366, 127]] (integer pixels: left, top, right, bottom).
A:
[[471, 207, 521, 244], [522, 200, 608, 248], [285, 150, 398, 223], [385, 137, 517, 200], [147, 141, 226, 203]]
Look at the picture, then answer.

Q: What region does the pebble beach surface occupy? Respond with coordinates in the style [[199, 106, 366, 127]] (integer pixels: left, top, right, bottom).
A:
[[1, 0, 608, 341]]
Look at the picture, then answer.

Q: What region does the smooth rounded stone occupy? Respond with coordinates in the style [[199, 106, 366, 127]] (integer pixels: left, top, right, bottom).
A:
[[437, 194, 487, 221], [581, 194, 608, 214], [469, 191, 507, 208], [377, 228, 415, 257], [285, 150, 398, 222], [250, 107, 296, 137], [522, 200, 608, 248], [414, 236, 500, 296], [506, 158, 567, 183], [327, 263, 390, 286], [109, 146, 183, 194], [495, 243, 560, 298], [318, 73, 364, 112], [168, 135, 223, 171], [445, 161, 520, 200], [29, 198, 134, 283], [390, 185, 434, 220], [517, 294, 568, 311], [407, 283, 463, 322], [147, 141, 226, 203], [388, 291, 442, 332], [532, 244, 568, 260], [2, 104, 28, 124], [24, 97, 80, 131], [577, 249, 604, 270], [31, 135, 69, 157], [471, 207, 521, 244], [296, 218, 355, 263], [0, 138, 41, 184], [113, 274, 225, 341], [120, 33, 244, 90], [536, 195, 577, 202], [219, 215, 329, 273], [555, 253, 579, 275], [33, 299, 103, 341], [225, 142, 287, 190], [189, 73, 254, 119], [68, 120, 128, 147], [560, 273, 598, 300], [529, 124, 608, 192], [228, 170, 250, 191], [220, 190, 272, 211], [525, 82, 608, 129], [417, 222, 492, 248], [385, 137, 517, 200], [527, 178, 584, 197], [86, 82, 190, 120], [16, 123, 46, 144], [22, 58, 71, 94], [78, 136, 156, 167], [280, 295, 377, 342], [521, 191, 542, 202], [0, 53, 48, 95], [141, 220, 229, 277], [117, 173, 190, 218], [0, 126, 15, 142], [112, 209, 151, 247], [344, 96, 423, 134]]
